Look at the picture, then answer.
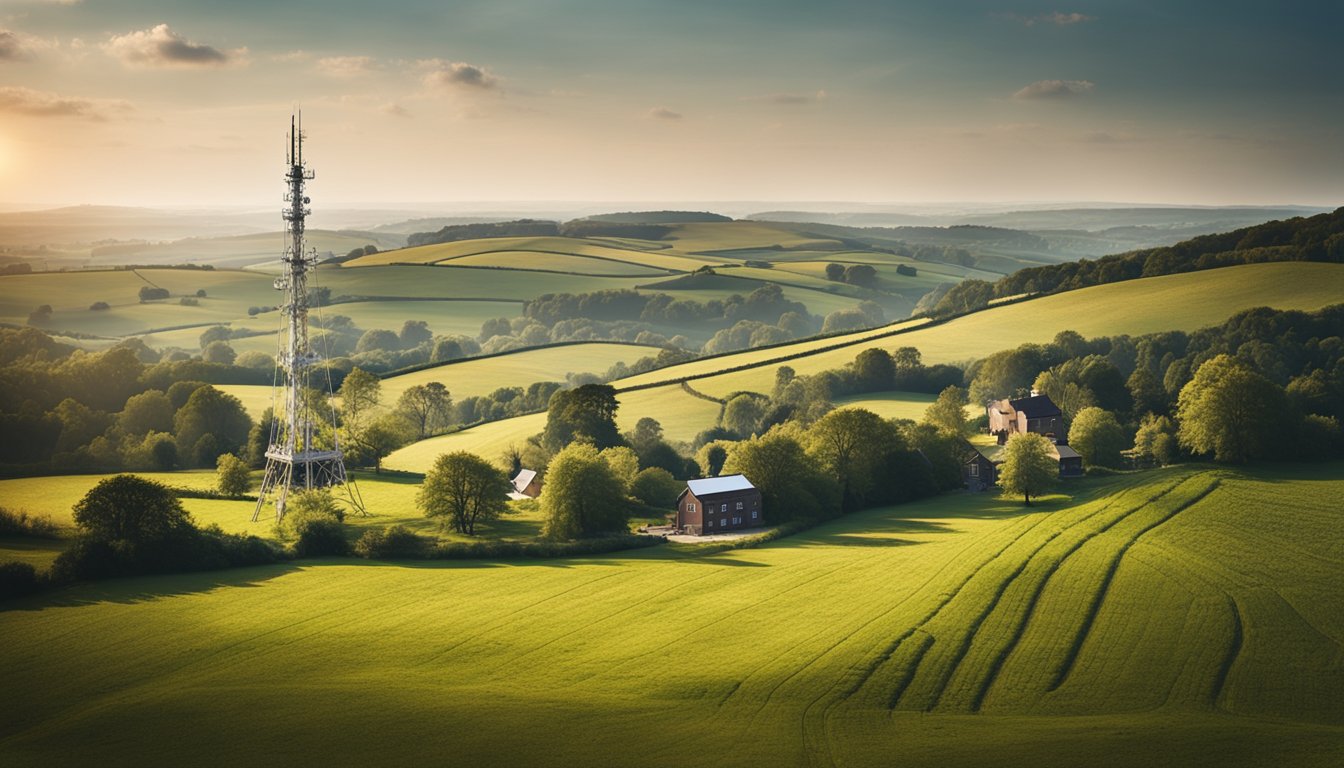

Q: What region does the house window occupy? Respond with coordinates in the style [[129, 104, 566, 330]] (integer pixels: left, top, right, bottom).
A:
[[735, 501, 743, 510], [970, 463, 979, 477], [720, 503, 727, 512], [720, 518, 727, 527], [688, 502, 696, 512], [708, 519, 714, 528], [752, 510, 758, 519]]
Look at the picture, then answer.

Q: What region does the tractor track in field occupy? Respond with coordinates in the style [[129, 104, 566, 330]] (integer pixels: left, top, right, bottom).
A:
[[877, 477, 1180, 713], [1043, 477, 1220, 695], [1211, 593, 1245, 711]]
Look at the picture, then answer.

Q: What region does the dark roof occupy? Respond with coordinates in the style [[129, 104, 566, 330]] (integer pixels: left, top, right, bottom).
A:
[[1008, 394, 1062, 419]]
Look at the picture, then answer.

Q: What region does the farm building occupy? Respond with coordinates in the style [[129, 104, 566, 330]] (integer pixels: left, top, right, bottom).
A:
[[987, 392, 1064, 444], [676, 474, 763, 535], [962, 441, 1083, 491], [510, 468, 542, 498]]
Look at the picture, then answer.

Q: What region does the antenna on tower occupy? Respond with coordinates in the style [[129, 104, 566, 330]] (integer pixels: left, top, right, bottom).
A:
[[254, 114, 365, 522]]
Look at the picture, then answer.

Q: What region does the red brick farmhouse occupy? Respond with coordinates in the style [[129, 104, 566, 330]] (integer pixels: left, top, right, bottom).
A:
[[675, 475, 763, 536]]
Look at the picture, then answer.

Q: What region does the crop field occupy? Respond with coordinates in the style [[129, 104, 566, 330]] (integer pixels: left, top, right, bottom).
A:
[[384, 412, 547, 473], [344, 236, 721, 272], [1, 463, 1339, 767], [614, 383, 725, 443], [832, 391, 939, 422], [617, 262, 1344, 399], [87, 230, 406, 270], [443, 250, 670, 276]]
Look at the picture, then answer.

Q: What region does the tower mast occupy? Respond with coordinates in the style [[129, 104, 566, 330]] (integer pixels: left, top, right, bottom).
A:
[[253, 114, 364, 522]]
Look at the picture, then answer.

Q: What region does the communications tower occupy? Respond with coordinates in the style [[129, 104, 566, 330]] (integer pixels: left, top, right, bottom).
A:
[[253, 115, 364, 521]]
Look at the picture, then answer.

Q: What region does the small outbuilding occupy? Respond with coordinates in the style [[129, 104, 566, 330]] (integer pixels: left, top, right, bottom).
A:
[[510, 468, 542, 498], [675, 474, 763, 536], [963, 445, 1000, 492]]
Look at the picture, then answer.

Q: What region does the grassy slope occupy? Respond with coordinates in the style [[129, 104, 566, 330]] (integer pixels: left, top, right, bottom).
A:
[[1, 464, 1339, 767], [623, 262, 1344, 399], [219, 342, 666, 419]]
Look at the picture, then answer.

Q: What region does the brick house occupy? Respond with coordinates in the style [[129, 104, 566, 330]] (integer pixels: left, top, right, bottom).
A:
[[675, 475, 763, 535], [987, 393, 1064, 444]]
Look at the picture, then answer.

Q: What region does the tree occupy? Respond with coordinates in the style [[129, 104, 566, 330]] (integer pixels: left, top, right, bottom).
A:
[[626, 417, 664, 450], [216, 453, 251, 496], [923, 385, 971, 437], [355, 329, 400, 354], [201, 341, 237, 365], [630, 467, 680, 508], [399, 320, 433, 347], [173, 386, 252, 467], [721, 393, 767, 438], [842, 263, 877, 287], [1068, 407, 1126, 468], [541, 384, 621, 453], [359, 413, 412, 473], [723, 430, 839, 522], [419, 452, 511, 535], [852, 348, 895, 392], [1176, 354, 1287, 463], [825, 262, 846, 281], [1133, 413, 1179, 466], [599, 446, 641, 494], [397, 382, 452, 439], [339, 366, 382, 455], [695, 441, 731, 477], [72, 474, 193, 544], [540, 443, 629, 539], [998, 433, 1058, 505], [805, 408, 899, 511]]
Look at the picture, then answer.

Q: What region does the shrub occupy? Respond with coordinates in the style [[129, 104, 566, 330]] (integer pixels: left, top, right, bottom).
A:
[[630, 467, 681, 508], [0, 561, 40, 600], [0, 507, 61, 538], [138, 286, 170, 302], [216, 453, 251, 496], [179, 297, 199, 307], [293, 519, 349, 558], [274, 489, 346, 541], [355, 525, 426, 559], [90, 301, 111, 311]]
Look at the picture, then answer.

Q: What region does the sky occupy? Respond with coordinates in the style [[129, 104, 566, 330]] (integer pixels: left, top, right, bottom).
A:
[[0, 0, 1340, 208]]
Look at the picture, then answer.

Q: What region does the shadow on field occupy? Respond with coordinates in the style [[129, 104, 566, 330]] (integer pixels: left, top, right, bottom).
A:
[[3, 562, 306, 613]]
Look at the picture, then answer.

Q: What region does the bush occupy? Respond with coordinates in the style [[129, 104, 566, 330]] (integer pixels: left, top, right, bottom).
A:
[[216, 453, 251, 496], [274, 489, 345, 540], [90, 301, 111, 311], [0, 506, 61, 538], [0, 561, 40, 600], [354, 525, 426, 559], [293, 519, 350, 558], [179, 297, 199, 307], [138, 286, 170, 302], [630, 467, 680, 508]]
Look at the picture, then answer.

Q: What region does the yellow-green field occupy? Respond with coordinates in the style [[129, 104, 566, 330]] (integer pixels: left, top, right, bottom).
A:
[[2, 464, 1340, 766], [219, 342, 665, 419], [621, 262, 1344, 398], [384, 412, 547, 473], [832, 391, 939, 421]]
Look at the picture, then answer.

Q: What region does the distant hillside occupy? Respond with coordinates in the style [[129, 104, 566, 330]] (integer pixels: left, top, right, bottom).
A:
[[578, 211, 733, 224], [406, 219, 560, 247]]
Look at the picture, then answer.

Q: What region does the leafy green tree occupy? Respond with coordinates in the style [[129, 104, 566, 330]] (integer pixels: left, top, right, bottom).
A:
[[358, 413, 412, 473], [805, 408, 898, 511], [1133, 413, 1179, 466], [355, 328, 400, 354], [397, 382, 452, 440], [1176, 354, 1286, 463], [630, 467, 681, 508], [1068, 407, 1126, 468], [541, 384, 621, 453], [923, 385, 971, 437], [1127, 367, 1168, 417], [53, 397, 110, 453], [722, 430, 839, 522], [173, 386, 251, 466], [201, 341, 236, 365], [694, 441, 731, 477], [824, 263, 845, 281], [419, 451, 511, 535], [399, 320, 433, 347], [72, 474, 193, 544], [118, 390, 174, 436], [998, 433, 1058, 505], [851, 348, 895, 391], [721, 393, 767, 438], [598, 446, 641, 494], [540, 443, 629, 539], [275, 489, 345, 542], [216, 453, 251, 496], [339, 367, 382, 461]]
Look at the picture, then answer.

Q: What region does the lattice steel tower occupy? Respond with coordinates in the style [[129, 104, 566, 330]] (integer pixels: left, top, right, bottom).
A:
[[254, 115, 364, 522]]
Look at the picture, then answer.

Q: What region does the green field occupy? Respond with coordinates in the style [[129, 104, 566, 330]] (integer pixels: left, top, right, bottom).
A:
[[384, 412, 548, 473], [2, 463, 1339, 766], [219, 342, 665, 419], [618, 262, 1344, 398]]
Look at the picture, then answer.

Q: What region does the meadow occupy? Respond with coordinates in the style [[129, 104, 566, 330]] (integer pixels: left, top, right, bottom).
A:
[[1, 463, 1339, 767]]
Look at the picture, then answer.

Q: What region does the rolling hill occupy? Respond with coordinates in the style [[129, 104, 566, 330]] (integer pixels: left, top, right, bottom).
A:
[[1, 464, 1339, 766]]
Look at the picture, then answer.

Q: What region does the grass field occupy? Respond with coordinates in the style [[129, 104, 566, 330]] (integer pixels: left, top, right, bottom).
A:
[[219, 342, 665, 419], [444, 250, 669, 276], [618, 262, 1344, 398], [384, 412, 548, 473], [832, 391, 939, 421], [1, 463, 1339, 767]]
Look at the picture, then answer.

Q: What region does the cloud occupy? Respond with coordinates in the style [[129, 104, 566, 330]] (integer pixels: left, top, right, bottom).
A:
[[0, 86, 131, 121], [103, 24, 242, 68], [0, 28, 58, 61], [381, 103, 411, 118], [646, 107, 682, 121], [1013, 79, 1094, 99], [420, 59, 498, 90], [998, 11, 1096, 27], [317, 55, 375, 77], [768, 89, 828, 105]]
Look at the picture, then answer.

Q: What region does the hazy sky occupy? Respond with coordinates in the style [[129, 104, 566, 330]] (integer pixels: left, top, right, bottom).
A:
[[0, 0, 1339, 207]]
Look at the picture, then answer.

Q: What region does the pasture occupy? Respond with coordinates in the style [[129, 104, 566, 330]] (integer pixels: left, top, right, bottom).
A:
[[1, 463, 1339, 767]]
